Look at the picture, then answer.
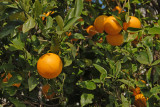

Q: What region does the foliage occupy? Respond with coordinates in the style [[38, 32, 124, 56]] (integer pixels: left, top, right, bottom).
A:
[[0, 0, 160, 106]]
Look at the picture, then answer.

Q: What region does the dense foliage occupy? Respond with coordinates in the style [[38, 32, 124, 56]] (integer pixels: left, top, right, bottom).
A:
[[0, 0, 160, 106]]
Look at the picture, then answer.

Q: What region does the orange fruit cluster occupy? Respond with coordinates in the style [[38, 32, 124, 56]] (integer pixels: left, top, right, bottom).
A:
[[37, 53, 63, 79], [85, 6, 125, 46], [1, 73, 21, 88], [42, 84, 55, 99]]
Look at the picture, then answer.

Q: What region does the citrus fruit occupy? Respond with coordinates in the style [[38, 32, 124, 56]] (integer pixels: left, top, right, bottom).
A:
[[112, 6, 123, 14], [134, 94, 147, 107], [42, 84, 55, 99], [86, 25, 97, 37], [94, 15, 108, 33], [1, 73, 21, 88], [123, 16, 141, 31], [106, 34, 124, 46], [37, 53, 63, 79], [104, 16, 122, 35]]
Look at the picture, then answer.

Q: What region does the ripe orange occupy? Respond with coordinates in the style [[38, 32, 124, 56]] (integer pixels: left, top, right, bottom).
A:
[[112, 6, 123, 14], [1, 73, 21, 88], [104, 16, 122, 35], [94, 15, 108, 33], [134, 94, 147, 107], [37, 53, 63, 79], [106, 34, 124, 46], [42, 84, 55, 99], [132, 87, 141, 96], [123, 16, 141, 31], [86, 25, 97, 37]]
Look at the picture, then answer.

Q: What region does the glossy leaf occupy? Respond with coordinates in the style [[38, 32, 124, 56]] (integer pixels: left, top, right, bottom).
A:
[[28, 76, 39, 92], [93, 64, 107, 81], [64, 17, 80, 31], [22, 16, 35, 33], [148, 27, 160, 34], [146, 67, 152, 81], [146, 46, 153, 64], [151, 59, 160, 66], [77, 81, 96, 90], [74, 0, 83, 17], [73, 33, 85, 39], [136, 51, 150, 65], [80, 93, 94, 107], [118, 79, 135, 88], [55, 15, 64, 31]]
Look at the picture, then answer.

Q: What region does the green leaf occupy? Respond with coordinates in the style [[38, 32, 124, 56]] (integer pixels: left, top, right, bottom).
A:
[[10, 38, 24, 50], [46, 16, 53, 29], [9, 97, 26, 107], [150, 85, 160, 95], [65, 42, 77, 58], [142, 36, 153, 47], [121, 94, 130, 107], [146, 67, 152, 82], [80, 93, 94, 107], [22, 16, 35, 33], [146, 46, 153, 64], [6, 87, 17, 96], [55, 15, 64, 31], [136, 51, 150, 65], [77, 81, 96, 90], [93, 64, 107, 81], [127, 27, 141, 32], [64, 17, 80, 31], [74, 0, 83, 17], [64, 56, 72, 67], [28, 76, 39, 91], [115, 60, 121, 77], [118, 79, 135, 88], [151, 59, 160, 66], [73, 33, 85, 39], [148, 27, 160, 34], [33, 0, 42, 18], [64, 8, 75, 23]]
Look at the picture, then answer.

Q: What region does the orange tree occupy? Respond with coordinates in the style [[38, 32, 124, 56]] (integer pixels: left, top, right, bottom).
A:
[[0, 0, 160, 106]]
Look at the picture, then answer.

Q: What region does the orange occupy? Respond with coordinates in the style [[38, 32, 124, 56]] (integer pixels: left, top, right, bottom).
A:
[[132, 87, 141, 96], [106, 34, 124, 46], [104, 16, 122, 35], [123, 16, 141, 31], [86, 25, 97, 37], [1, 73, 21, 88], [94, 15, 108, 33], [112, 6, 123, 14], [37, 53, 63, 79], [134, 94, 147, 107], [42, 84, 55, 99]]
